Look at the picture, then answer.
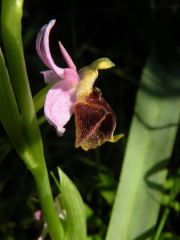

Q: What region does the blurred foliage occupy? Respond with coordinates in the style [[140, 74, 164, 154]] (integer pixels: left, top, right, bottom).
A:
[[0, 0, 179, 239]]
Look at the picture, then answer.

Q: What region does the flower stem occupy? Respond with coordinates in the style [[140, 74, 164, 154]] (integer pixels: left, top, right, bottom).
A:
[[33, 165, 64, 239], [1, 1, 64, 239], [1, 0, 44, 165]]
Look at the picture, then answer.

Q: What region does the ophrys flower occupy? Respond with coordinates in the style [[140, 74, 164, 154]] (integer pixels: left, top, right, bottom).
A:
[[36, 20, 123, 150]]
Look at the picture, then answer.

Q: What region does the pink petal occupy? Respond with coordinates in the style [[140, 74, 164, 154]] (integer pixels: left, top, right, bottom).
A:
[[36, 20, 64, 77], [59, 41, 76, 70], [63, 68, 79, 85], [44, 81, 76, 136], [42, 68, 79, 86], [41, 70, 63, 84]]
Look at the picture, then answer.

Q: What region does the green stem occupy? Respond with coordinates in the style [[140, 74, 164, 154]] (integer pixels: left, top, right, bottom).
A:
[[153, 208, 170, 240], [153, 175, 180, 240], [1, 1, 64, 239], [1, 0, 44, 165], [33, 166, 64, 240]]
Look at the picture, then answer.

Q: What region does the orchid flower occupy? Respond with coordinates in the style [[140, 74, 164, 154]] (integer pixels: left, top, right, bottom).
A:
[[36, 20, 123, 151]]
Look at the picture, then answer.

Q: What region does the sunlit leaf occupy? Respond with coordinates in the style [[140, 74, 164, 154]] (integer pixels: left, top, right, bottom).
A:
[[106, 55, 180, 240], [56, 167, 87, 240]]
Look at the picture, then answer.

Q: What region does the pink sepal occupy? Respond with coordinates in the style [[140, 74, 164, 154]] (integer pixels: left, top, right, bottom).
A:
[[36, 20, 64, 77], [44, 80, 76, 135]]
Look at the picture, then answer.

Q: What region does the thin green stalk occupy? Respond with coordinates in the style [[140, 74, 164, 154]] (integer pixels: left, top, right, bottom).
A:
[[1, 0, 43, 164], [33, 166, 64, 240], [153, 174, 180, 239], [153, 208, 170, 240]]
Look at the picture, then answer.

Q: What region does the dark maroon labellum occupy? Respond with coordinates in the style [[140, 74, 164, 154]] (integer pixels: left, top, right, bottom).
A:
[[74, 88, 116, 150]]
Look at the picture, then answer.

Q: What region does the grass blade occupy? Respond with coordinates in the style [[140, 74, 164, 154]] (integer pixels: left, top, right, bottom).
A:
[[106, 55, 180, 240]]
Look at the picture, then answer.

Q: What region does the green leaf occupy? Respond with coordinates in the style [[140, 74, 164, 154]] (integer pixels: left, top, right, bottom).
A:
[[0, 84, 49, 161], [57, 167, 87, 240], [106, 55, 180, 240], [0, 49, 33, 166]]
